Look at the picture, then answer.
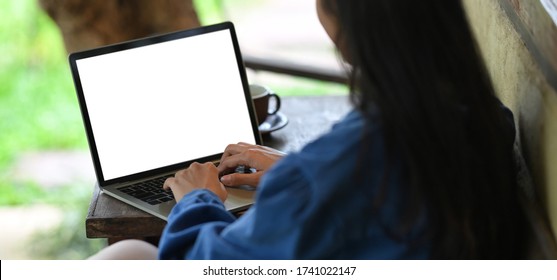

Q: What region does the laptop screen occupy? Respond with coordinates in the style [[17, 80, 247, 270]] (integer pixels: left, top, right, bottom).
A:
[[71, 23, 259, 182]]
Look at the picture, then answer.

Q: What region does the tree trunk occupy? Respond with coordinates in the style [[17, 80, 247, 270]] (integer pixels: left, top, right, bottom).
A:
[[39, 0, 201, 53]]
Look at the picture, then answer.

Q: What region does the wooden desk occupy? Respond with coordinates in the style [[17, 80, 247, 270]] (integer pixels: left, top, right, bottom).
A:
[[86, 95, 351, 243]]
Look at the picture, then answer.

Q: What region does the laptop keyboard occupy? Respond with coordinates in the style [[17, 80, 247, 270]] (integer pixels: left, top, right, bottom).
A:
[[117, 175, 175, 205]]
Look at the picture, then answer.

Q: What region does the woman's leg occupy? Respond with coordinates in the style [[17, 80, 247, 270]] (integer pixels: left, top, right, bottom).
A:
[[88, 239, 158, 260]]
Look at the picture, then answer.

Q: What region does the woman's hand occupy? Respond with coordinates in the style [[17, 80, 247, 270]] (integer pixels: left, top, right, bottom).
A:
[[163, 162, 227, 203], [218, 142, 285, 187]]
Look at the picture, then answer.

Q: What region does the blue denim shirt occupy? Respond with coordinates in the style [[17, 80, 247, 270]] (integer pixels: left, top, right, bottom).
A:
[[158, 109, 429, 259]]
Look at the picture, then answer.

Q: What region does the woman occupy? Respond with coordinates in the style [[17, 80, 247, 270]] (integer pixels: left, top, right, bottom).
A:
[[90, 0, 528, 259]]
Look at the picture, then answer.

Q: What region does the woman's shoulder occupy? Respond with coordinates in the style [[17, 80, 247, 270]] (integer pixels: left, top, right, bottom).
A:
[[300, 109, 382, 158], [276, 109, 385, 182]]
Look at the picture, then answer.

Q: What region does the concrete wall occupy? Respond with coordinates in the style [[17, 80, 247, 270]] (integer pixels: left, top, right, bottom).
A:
[[463, 0, 557, 239]]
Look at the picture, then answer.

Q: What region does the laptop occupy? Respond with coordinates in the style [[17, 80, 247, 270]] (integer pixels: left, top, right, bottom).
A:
[[69, 22, 261, 221]]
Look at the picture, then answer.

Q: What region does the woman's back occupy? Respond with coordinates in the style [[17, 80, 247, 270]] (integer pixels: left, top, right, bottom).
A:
[[319, 0, 529, 258]]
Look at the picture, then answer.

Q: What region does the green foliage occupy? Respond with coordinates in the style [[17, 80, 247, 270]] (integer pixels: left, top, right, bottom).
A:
[[0, 0, 87, 209], [257, 76, 348, 97], [193, 0, 227, 25], [0, 180, 105, 259], [28, 209, 106, 260], [194, 0, 265, 25], [0, 0, 97, 259], [0, 180, 88, 206], [0, 0, 87, 170], [25, 183, 106, 259], [0, 181, 45, 206]]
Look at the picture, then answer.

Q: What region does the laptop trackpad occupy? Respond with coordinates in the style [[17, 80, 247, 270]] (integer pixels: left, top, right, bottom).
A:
[[224, 187, 255, 212]]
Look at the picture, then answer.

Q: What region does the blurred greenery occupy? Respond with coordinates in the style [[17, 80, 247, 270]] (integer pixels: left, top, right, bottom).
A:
[[195, 0, 266, 25], [0, 0, 85, 191], [0, 0, 104, 259], [25, 182, 105, 259], [194, 0, 227, 24]]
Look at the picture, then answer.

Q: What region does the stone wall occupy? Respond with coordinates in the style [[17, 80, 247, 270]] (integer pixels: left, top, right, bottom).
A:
[[463, 0, 557, 241]]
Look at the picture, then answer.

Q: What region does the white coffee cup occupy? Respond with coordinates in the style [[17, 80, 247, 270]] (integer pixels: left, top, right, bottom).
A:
[[249, 84, 281, 125]]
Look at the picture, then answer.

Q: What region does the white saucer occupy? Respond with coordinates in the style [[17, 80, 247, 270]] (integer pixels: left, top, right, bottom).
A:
[[259, 112, 288, 134]]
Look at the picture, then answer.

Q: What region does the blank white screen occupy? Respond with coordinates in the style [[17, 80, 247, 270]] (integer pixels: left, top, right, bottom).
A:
[[76, 29, 256, 180]]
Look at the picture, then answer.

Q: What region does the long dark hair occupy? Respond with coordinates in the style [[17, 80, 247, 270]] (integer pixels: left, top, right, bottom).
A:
[[322, 0, 528, 258]]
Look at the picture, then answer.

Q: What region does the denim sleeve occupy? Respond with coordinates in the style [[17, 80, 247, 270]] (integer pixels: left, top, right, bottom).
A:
[[157, 189, 237, 259], [158, 162, 312, 259]]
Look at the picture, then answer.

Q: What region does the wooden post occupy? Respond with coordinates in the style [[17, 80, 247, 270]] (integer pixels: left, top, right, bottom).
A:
[[38, 0, 201, 53]]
